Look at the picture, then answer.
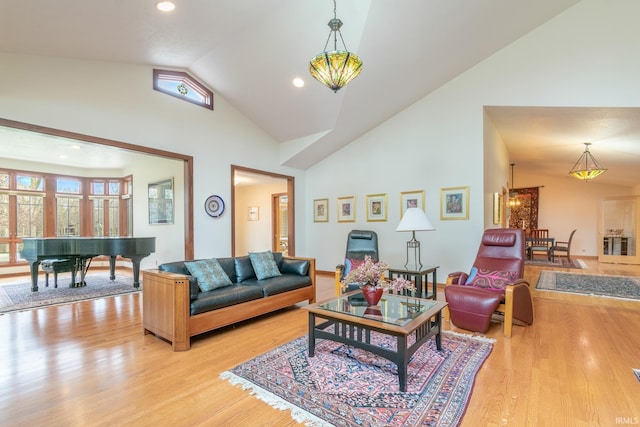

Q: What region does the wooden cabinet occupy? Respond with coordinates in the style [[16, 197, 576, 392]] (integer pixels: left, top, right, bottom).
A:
[[598, 196, 640, 264]]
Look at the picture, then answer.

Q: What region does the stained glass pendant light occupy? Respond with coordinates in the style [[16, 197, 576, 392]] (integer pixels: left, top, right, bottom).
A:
[[309, 0, 363, 92], [569, 143, 607, 181]]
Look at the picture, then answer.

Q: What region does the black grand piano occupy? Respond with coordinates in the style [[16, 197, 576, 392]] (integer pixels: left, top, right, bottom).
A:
[[20, 237, 156, 292]]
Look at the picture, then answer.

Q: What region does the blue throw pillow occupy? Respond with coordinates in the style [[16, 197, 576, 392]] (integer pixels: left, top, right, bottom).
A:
[[343, 258, 366, 275], [248, 251, 282, 280], [467, 267, 478, 283], [185, 258, 233, 292], [344, 258, 352, 274]]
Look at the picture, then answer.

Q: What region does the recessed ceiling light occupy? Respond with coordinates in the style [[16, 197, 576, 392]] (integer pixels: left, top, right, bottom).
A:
[[292, 77, 305, 88], [156, 1, 175, 12]]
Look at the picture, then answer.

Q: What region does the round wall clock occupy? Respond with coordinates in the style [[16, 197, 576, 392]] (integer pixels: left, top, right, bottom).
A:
[[204, 195, 225, 218]]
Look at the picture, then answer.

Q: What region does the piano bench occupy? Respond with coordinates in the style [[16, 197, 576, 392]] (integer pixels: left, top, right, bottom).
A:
[[41, 259, 75, 288]]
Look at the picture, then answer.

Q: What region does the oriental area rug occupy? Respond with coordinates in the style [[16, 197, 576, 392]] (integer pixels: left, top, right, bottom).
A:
[[536, 270, 640, 300], [221, 331, 494, 427], [524, 258, 587, 269], [0, 272, 140, 314]]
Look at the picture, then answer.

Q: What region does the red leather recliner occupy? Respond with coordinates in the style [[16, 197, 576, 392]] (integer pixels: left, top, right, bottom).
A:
[[444, 228, 534, 337]]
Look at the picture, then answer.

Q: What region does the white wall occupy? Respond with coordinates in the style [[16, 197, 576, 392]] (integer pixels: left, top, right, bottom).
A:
[[0, 53, 307, 264], [1, 158, 124, 178], [483, 111, 511, 229], [305, 0, 640, 274], [305, 92, 485, 273], [123, 156, 185, 268]]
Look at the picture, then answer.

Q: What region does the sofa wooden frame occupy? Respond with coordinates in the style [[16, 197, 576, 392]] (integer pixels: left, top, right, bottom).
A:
[[142, 256, 316, 351]]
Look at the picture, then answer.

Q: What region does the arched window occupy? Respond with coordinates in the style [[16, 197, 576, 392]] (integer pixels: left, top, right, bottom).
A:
[[153, 69, 214, 110]]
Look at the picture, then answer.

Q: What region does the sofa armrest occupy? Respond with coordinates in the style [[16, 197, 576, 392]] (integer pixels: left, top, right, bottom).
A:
[[188, 276, 199, 300], [280, 258, 309, 276], [142, 269, 191, 351], [284, 256, 316, 303]]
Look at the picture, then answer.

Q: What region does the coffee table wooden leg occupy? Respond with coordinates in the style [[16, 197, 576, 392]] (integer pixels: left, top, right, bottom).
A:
[[435, 311, 442, 351], [397, 335, 408, 392], [308, 312, 316, 357]]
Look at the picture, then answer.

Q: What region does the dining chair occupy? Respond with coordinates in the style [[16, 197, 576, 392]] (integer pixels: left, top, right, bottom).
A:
[[527, 228, 553, 261], [552, 229, 577, 261]]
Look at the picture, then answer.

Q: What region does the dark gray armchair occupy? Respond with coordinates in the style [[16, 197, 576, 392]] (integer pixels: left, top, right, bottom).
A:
[[334, 230, 379, 295]]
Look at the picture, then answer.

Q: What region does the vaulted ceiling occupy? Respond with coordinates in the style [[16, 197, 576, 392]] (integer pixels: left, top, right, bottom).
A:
[[2, 0, 639, 187]]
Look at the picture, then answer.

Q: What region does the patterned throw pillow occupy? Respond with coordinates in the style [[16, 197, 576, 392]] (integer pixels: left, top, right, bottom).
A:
[[185, 258, 233, 292], [248, 251, 282, 280], [467, 268, 516, 291]]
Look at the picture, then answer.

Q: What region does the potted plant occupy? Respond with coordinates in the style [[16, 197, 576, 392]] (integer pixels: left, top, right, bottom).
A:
[[342, 256, 416, 305]]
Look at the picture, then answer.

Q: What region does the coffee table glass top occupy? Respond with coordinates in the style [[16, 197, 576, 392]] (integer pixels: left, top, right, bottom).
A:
[[316, 292, 437, 327]]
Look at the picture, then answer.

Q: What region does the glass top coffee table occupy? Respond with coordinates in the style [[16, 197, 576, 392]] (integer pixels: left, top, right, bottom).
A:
[[303, 291, 448, 392]]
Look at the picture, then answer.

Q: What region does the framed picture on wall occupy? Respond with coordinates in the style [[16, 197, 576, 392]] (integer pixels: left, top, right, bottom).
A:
[[337, 196, 356, 222], [440, 186, 469, 220], [248, 206, 259, 221], [313, 198, 329, 222], [400, 190, 424, 216], [366, 193, 387, 222], [148, 178, 174, 224]]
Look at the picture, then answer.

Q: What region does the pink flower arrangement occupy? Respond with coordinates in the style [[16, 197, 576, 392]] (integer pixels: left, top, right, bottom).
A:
[[385, 276, 416, 294], [342, 256, 417, 293]]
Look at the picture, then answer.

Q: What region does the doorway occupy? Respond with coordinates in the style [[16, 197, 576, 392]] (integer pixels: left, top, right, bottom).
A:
[[231, 165, 294, 256], [272, 193, 289, 255]]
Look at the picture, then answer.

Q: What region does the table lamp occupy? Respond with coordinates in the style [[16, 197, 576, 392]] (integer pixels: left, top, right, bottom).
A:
[[396, 207, 435, 270]]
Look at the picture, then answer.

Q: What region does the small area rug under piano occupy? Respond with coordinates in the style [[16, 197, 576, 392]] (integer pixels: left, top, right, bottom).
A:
[[0, 271, 139, 314]]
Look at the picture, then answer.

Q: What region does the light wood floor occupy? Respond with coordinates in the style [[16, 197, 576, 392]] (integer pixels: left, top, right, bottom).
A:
[[1, 259, 639, 426]]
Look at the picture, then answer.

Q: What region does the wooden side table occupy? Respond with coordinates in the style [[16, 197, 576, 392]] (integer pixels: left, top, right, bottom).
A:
[[388, 266, 439, 300]]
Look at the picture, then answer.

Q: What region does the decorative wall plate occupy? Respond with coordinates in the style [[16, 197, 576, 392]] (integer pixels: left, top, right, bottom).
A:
[[204, 195, 224, 218]]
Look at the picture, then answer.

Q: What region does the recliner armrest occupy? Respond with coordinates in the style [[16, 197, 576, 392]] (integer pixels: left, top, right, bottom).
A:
[[447, 271, 467, 285], [507, 278, 530, 287]]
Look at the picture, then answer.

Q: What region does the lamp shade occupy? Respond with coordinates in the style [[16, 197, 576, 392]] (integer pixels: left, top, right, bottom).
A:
[[309, 50, 362, 92], [569, 143, 607, 182], [396, 208, 435, 232]]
